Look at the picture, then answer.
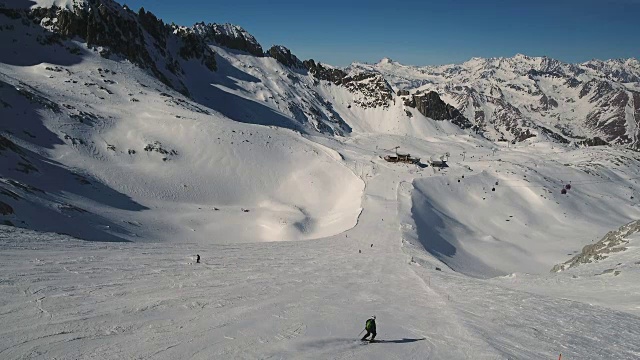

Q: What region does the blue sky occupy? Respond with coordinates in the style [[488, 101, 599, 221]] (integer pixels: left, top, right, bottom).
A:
[[124, 0, 639, 66]]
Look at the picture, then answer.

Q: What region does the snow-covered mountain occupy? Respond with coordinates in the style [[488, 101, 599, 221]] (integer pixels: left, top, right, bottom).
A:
[[0, 0, 372, 243], [355, 55, 640, 149], [2, 0, 640, 358]]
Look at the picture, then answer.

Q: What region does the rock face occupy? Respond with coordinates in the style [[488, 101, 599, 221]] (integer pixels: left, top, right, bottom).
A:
[[17, 0, 217, 95], [353, 54, 640, 149], [552, 220, 640, 272], [268, 45, 303, 69], [407, 91, 472, 128], [192, 22, 264, 57], [303, 60, 347, 83], [582, 58, 640, 83], [340, 72, 394, 109], [302, 60, 395, 109]]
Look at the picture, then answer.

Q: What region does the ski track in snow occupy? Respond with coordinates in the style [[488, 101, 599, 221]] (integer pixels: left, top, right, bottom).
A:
[[2, 135, 640, 358]]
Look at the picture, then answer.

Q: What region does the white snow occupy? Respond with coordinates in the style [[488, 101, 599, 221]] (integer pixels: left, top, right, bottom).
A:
[[28, 0, 88, 10], [1, 4, 640, 358], [352, 54, 640, 145]]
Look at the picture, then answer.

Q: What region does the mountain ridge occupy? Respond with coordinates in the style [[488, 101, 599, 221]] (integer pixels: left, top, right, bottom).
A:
[[356, 54, 640, 149], [5, 0, 639, 149]]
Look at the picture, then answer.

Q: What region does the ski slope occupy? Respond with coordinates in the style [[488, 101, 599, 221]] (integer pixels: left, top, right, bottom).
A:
[[402, 144, 640, 277], [2, 1, 640, 358], [2, 133, 640, 358]]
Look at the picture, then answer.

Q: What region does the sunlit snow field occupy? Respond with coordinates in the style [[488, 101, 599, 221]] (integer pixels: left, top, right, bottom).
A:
[[1, 2, 640, 358]]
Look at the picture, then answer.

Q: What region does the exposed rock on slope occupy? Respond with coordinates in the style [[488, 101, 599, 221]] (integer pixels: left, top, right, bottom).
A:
[[1, 0, 360, 137], [340, 72, 394, 109], [403, 91, 472, 128], [302, 60, 394, 109], [192, 22, 264, 56], [6, 0, 638, 142], [268, 45, 304, 69], [355, 55, 640, 149], [21, 0, 217, 95], [552, 220, 640, 272], [303, 59, 347, 83]]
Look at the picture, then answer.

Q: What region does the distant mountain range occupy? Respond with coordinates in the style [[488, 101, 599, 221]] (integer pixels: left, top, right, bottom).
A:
[[2, 0, 640, 149], [353, 55, 640, 148]]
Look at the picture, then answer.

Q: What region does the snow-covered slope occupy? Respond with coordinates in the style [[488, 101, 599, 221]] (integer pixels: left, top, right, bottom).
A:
[[400, 144, 640, 277], [0, 3, 364, 243], [2, 135, 640, 358], [2, 0, 640, 358]]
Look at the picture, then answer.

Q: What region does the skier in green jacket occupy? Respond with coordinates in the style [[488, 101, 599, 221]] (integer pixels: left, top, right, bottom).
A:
[[361, 315, 377, 341]]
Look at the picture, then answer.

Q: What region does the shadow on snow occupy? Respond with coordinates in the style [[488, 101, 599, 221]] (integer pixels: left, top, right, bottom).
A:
[[374, 338, 426, 344]]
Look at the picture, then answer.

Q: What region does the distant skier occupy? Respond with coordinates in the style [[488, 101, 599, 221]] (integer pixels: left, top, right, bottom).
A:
[[196, 254, 200, 264], [361, 315, 377, 342]]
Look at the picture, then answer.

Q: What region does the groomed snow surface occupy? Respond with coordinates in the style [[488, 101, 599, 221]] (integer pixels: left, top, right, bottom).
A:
[[1, 11, 640, 357], [2, 134, 640, 359]]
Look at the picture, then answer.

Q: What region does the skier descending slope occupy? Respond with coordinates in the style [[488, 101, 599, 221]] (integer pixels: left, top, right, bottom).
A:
[[361, 315, 377, 342]]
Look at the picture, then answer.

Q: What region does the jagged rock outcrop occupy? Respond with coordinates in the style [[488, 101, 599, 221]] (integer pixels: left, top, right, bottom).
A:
[[268, 45, 303, 69], [406, 91, 472, 128], [13, 0, 217, 95], [340, 72, 393, 109], [192, 22, 263, 56], [173, 27, 217, 72], [582, 58, 640, 83], [353, 55, 640, 149], [303, 59, 347, 83], [539, 94, 558, 111], [303, 60, 392, 109], [576, 137, 609, 147], [552, 220, 640, 272]]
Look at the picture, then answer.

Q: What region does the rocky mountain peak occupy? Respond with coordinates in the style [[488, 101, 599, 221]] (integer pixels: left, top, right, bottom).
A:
[[402, 91, 472, 128], [268, 45, 304, 69], [192, 22, 264, 56], [4, 0, 218, 96], [624, 58, 640, 68], [356, 54, 640, 149], [513, 53, 531, 60], [340, 72, 394, 109], [581, 58, 640, 83]]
